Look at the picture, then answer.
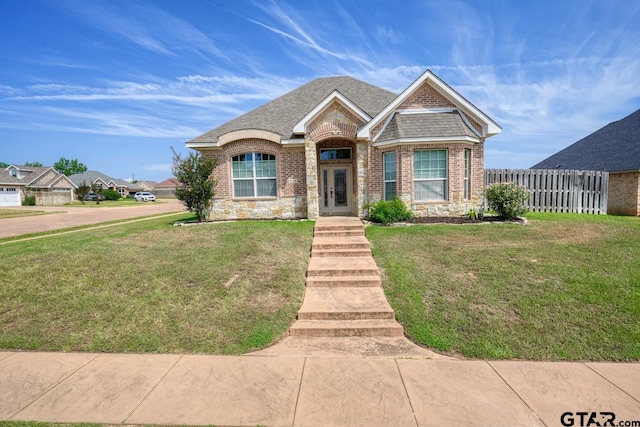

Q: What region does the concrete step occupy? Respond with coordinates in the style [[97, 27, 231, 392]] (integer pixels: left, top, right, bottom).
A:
[[312, 248, 372, 257], [289, 319, 404, 337], [314, 230, 365, 238], [315, 224, 364, 232], [307, 257, 379, 277], [297, 287, 395, 320], [306, 275, 381, 287], [315, 217, 363, 229], [312, 236, 371, 250]]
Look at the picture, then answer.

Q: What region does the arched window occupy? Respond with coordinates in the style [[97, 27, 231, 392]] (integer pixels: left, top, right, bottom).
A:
[[232, 153, 277, 198]]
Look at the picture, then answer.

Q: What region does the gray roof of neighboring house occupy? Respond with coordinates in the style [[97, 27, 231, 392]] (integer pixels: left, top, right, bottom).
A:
[[189, 76, 397, 143], [68, 170, 113, 186], [376, 111, 479, 143], [531, 108, 640, 172], [68, 170, 143, 190], [0, 165, 59, 187]]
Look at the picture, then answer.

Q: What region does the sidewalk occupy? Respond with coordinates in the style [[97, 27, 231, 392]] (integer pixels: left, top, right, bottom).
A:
[[1, 350, 638, 426]]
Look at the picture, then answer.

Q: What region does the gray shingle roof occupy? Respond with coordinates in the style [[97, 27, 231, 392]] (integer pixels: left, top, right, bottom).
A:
[[0, 165, 55, 186], [532, 108, 640, 172], [189, 76, 397, 143], [68, 170, 114, 187], [67, 171, 143, 190], [376, 111, 479, 142]]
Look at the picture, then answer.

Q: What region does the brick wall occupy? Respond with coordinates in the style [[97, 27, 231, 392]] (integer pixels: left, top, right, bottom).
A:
[[368, 141, 484, 216], [608, 172, 640, 216], [202, 138, 307, 219]]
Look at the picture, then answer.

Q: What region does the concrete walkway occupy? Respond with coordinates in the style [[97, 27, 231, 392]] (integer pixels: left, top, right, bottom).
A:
[[1, 216, 639, 425], [1, 351, 639, 426]]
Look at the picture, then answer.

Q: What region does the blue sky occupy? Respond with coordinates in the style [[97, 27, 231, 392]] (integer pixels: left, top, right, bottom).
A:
[[1, 0, 639, 182]]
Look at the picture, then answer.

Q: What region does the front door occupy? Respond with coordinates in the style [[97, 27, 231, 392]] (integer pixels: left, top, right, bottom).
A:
[[320, 165, 352, 215]]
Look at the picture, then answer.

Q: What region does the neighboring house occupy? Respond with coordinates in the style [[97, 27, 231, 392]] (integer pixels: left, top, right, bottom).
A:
[[68, 170, 144, 198], [152, 178, 180, 197], [186, 69, 501, 220], [532, 108, 640, 216], [137, 181, 157, 191], [0, 165, 75, 206]]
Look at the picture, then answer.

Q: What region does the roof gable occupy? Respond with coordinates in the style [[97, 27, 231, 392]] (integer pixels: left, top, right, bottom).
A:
[[292, 90, 371, 135], [374, 109, 481, 146], [358, 69, 501, 140], [531, 108, 640, 172]]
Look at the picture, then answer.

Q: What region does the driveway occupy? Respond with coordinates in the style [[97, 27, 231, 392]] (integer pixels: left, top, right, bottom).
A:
[[0, 199, 185, 238]]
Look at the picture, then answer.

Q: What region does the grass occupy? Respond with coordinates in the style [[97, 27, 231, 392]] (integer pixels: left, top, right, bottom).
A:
[[366, 213, 640, 361], [64, 199, 145, 207], [0, 215, 314, 355], [0, 209, 54, 219]]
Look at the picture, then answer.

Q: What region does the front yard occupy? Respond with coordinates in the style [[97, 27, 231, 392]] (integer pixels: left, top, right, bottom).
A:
[[367, 213, 640, 361], [0, 215, 313, 354], [1, 212, 638, 361]]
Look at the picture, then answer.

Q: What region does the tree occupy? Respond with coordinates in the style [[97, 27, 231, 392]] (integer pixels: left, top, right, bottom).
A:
[[74, 181, 90, 204], [90, 182, 104, 204], [54, 157, 88, 176], [171, 148, 217, 222], [0, 162, 8, 168], [24, 161, 43, 167]]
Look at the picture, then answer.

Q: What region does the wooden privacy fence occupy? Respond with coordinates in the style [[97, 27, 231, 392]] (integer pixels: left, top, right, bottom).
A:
[[484, 169, 609, 214]]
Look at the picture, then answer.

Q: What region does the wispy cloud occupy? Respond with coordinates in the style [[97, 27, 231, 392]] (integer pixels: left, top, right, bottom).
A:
[[55, 0, 226, 61], [375, 25, 405, 45], [246, 1, 373, 68]]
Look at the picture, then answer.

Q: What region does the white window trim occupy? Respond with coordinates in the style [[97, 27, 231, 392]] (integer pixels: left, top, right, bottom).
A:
[[232, 153, 277, 199], [464, 149, 471, 200], [383, 151, 396, 201], [413, 149, 448, 202]]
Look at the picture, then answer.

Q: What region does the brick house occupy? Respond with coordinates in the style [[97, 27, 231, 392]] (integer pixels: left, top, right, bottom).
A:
[[187, 69, 501, 220], [532, 108, 640, 216]]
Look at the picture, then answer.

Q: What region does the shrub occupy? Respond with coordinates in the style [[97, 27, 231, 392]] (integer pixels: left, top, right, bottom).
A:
[[102, 189, 122, 200], [484, 182, 529, 219], [365, 197, 414, 225], [22, 195, 36, 206]]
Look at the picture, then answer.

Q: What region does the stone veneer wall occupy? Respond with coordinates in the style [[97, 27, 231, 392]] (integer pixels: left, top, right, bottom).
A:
[[607, 172, 640, 216], [203, 138, 308, 220], [368, 142, 485, 217]]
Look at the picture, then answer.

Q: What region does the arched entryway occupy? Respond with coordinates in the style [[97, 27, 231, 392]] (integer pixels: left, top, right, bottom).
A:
[[316, 139, 356, 215]]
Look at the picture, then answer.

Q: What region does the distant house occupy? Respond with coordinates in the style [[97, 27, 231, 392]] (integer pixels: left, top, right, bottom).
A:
[[137, 181, 157, 191], [0, 165, 75, 206], [68, 170, 143, 198], [153, 178, 180, 197], [186, 69, 500, 219], [532, 109, 640, 216]]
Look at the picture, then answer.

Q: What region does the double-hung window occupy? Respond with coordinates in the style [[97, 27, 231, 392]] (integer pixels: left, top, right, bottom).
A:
[[464, 149, 471, 199], [413, 149, 447, 201], [383, 151, 396, 200], [232, 153, 277, 198]]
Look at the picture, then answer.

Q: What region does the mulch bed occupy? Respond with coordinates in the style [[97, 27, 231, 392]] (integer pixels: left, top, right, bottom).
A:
[[411, 215, 526, 225]]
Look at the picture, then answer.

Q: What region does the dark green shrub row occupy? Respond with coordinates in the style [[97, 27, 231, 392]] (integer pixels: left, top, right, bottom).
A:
[[101, 189, 122, 200]]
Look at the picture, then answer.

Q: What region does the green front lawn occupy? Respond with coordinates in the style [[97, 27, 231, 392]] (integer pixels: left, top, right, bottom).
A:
[[0, 209, 52, 219], [367, 213, 640, 361], [0, 215, 314, 354], [64, 198, 144, 207]]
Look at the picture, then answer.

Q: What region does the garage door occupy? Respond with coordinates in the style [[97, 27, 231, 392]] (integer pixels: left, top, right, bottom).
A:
[[0, 187, 21, 207]]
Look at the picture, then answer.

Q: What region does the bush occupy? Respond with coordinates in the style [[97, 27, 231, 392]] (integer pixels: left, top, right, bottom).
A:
[[102, 189, 122, 201], [22, 195, 36, 206], [484, 182, 529, 219], [365, 197, 414, 224]]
